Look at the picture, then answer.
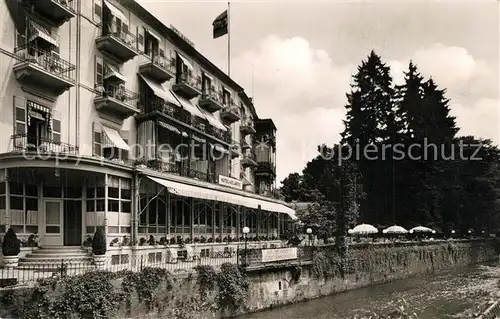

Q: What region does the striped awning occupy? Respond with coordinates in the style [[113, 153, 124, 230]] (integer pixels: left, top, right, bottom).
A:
[[27, 100, 50, 114], [103, 0, 128, 23], [198, 107, 227, 131], [176, 52, 193, 70], [104, 64, 126, 82], [27, 100, 51, 130], [29, 21, 58, 47], [102, 126, 130, 151], [147, 176, 297, 220], [158, 121, 181, 135], [192, 135, 206, 143]]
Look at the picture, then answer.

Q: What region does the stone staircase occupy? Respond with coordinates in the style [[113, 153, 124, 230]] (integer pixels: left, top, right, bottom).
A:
[[19, 246, 93, 269]]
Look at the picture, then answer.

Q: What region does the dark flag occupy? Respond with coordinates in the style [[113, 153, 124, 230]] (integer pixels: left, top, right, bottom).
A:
[[213, 10, 228, 39]]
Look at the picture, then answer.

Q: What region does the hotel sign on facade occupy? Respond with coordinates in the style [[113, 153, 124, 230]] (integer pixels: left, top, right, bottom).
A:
[[218, 175, 243, 190], [261, 248, 298, 263]]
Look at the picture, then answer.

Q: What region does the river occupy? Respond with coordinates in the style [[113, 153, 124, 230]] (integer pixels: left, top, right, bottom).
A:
[[238, 263, 500, 319]]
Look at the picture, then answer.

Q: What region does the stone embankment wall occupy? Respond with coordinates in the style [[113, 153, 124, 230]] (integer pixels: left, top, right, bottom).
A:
[[0, 240, 497, 319], [245, 240, 498, 313]]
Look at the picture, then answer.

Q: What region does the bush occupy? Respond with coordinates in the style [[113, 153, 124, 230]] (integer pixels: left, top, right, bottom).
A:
[[92, 227, 106, 255], [2, 228, 20, 256]]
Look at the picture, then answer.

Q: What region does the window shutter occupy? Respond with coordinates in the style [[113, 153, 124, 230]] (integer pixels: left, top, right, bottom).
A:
[[13, 96, 26, 135], [93, 122, 102, 156], [137, 26, 145, 52], [93, 0, 102, 24], [51, 110, 61, 143], [95, 55, 103, 87]]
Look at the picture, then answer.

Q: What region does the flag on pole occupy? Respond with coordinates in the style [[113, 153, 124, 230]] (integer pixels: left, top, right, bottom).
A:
[[212, 10, 228, 39]]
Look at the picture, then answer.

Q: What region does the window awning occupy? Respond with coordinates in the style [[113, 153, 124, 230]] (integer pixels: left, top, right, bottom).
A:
[[27, 100, 50, 114], [145, 28, 162, 42], [104, 64, 126, 82], [198, 107, 227, 131], [103, 0, 128, 23], [139, 74, 180, 107], [102, 126, 130, 151], [158, 121, 181, 135], [29, 21, 58, 47], [171, 91, 206, 119], [203, 72, 213, 81], [176, 52, 193, 70], [147, 176, 297, 219]]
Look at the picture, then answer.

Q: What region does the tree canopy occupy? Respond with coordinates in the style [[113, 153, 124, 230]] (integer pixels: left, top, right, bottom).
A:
[[281, 51, 500, 237]]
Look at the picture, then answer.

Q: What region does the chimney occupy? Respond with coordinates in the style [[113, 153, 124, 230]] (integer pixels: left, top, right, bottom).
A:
[[249, 97, 253, 104]]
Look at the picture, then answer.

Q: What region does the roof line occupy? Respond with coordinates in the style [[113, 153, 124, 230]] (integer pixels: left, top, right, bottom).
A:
[[118, 0, 258, 118]]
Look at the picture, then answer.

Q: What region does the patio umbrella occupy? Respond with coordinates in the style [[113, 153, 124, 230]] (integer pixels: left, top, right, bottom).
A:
[[350, 224, 378, 235], [382, 225, 408, 234], [409, 226, 434, 234]]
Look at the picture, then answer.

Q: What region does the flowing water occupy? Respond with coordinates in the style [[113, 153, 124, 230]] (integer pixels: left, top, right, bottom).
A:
[[238, 263, 500, 319]]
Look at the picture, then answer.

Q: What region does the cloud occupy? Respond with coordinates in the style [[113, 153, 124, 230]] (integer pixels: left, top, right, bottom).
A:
[[231, 35, 498, 183]]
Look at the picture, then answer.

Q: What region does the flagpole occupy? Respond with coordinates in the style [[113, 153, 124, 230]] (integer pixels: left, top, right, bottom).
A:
[[227, 1, 231, 77]]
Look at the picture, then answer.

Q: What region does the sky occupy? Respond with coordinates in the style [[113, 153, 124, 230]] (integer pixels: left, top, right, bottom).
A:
[[138, 0, 499, 184]]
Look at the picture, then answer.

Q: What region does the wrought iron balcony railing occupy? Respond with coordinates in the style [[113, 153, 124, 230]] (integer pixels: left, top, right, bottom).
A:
[[141, 96, 231, 144], [101, 21, 138, 49], [11, 133, 79, 155], [152, 55, 175, 72], [96, 84, 139, 107], [135, 158, 217, 183], [14, 45, 76, 83]]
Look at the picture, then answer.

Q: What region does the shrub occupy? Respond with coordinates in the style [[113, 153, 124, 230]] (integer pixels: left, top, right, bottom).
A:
[[216, 263, 249, 314], [2, 228, 20, 256], [92, 227, 106, 255]]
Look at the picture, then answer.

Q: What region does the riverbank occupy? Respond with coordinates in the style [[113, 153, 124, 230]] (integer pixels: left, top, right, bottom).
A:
[[238, 263, 500, 319], [0, 239, 497, 318]]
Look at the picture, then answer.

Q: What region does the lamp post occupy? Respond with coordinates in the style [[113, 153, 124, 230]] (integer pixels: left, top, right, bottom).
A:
[[306, 228, 312, 246], [451, 230, 455, 239], [243, 226, 250, 266]]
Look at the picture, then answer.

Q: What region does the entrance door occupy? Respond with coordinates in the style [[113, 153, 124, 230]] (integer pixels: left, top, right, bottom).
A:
[[64, 200, 82, 246], [44, 200, 63, 246]]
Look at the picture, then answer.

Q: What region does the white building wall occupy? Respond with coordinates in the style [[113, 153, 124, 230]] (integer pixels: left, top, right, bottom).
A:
[[0, 0, 260, 190]]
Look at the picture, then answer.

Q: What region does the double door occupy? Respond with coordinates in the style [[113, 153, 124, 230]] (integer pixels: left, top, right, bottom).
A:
[[42, 200, 82, 246]]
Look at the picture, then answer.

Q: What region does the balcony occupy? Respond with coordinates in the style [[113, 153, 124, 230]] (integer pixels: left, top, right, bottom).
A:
[[240, 118, 256, 135], [241, 151, 257, 168], [96, 21, 138, 63], [94, 85, 139, 121], [24, 0, 76, 26], [13, 45, 75, 96], [229, 140, 240, 158], [255, 161, 276, 176], [172, 73, 202, 99], [240, 137, 251, 150], [138, 55, 175, 82], [199, 89, 223, 112], [11, 133, 79, 156], [135, 158, 217, 183], [220, 103, 241, 123]]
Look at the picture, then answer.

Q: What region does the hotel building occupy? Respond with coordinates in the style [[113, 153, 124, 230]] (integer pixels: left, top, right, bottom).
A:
[[0, 0, 296, 262]]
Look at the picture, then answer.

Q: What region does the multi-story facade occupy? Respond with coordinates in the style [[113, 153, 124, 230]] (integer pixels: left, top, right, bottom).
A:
[[0, 0, 295, 251]]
